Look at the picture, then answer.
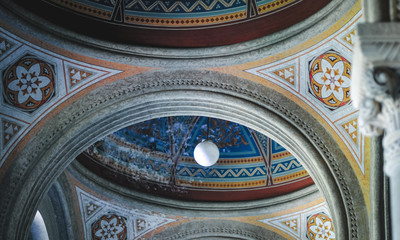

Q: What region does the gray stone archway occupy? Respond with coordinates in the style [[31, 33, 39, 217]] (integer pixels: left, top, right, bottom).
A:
[[0, 69, 367, 239], [150, 219, 287, 240]]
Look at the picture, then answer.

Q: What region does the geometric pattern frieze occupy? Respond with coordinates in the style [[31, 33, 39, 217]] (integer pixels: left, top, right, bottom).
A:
[[68, 67, 93, 87], [272, 65, 296, 86], [2, 119, 22, 148], [77, 187, 176, 240], [63, 61, 122, 93], [343, 28, 356, 47], [0, 36, 14, 58], [242, 12, 364, 175], [259, 202, 332, 240], [342, 118, 358, 145]]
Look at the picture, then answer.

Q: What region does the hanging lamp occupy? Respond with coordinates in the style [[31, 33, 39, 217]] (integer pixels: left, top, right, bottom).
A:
[[194, 117, 219, 167]]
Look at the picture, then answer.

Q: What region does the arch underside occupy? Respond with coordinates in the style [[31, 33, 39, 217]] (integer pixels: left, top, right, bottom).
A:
[[149, 219, 287, 240], [0, 69, 367, 239], [0, 0, 368, 238]]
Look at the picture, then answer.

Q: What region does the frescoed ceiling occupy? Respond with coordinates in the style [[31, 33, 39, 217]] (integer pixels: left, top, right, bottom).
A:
[[79, 116, 313, 201], [0, 0, 372, 239], [69, 170, 332, 240], [18, 0, 331, 46]]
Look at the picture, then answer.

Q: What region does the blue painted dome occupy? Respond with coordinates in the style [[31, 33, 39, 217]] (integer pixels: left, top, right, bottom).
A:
[[81, 116, 314, 201]]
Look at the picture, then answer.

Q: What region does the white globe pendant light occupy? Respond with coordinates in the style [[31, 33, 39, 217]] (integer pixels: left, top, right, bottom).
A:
[[194, 117, 220, 167], [194, 140, 219, 167]]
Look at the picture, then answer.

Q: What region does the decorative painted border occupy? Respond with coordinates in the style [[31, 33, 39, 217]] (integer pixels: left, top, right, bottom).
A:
[[17, 0, 330, 47], [76, 187, 177, 240], [45, 0, 299, 27], [245, 11, 366, 174], [259, 201, 332, 239], [0, 27, 122, 168]]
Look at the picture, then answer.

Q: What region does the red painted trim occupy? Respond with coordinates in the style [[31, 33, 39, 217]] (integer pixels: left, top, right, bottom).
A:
[[77, 153, 314, 202], [17, 0, 331, 47]]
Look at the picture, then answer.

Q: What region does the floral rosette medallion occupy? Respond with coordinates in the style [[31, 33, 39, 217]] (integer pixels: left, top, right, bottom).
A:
[[307, 213, 335, 240], [3, 55, 55, 111], [92, 214, 127, 240], [309, 51, 351, 109]]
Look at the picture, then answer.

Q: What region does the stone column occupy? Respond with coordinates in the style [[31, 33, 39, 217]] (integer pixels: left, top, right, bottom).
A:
[[352, 22, 400, 240]]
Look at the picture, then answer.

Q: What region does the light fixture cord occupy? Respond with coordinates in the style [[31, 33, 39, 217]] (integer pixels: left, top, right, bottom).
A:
[[206, 117, 210, 141]]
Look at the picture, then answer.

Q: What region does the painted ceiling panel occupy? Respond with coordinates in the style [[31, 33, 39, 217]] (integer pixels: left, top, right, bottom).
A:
[[0, 1, 367, 239], [28, 0, 331, 46], [75, 185, 331, 240], [80, 116, 313, 201], [113, 117, 173, 154], [183, 117, 261, 158], [124, 0, 248, 16]]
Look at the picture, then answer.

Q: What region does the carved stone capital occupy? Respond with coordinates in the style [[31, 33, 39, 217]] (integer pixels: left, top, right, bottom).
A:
[[353, 23, 400, 132], [352, 23, 400, 240], [353, 66, 400, 132], [355, 67, 400, 172], [353, 22, 400, 179]]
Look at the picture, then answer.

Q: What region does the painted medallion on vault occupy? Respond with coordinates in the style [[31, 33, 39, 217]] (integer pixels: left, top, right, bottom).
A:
[[306, 213, 335, 240], [3, 55, 55, 111], [92, 214, 127, 240], [309, 51, 351, 109]]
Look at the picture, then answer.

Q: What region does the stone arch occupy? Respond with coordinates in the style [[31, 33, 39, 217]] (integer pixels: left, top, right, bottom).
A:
[[0, 69, 367, 239], [149, 219, 287, 240]]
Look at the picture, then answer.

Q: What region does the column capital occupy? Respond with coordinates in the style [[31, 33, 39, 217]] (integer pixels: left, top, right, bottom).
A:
[[352, 23, 400, 176]]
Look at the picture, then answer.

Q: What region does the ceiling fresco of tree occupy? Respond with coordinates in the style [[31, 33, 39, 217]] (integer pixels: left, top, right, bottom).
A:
[[79, 116, 314, 201]]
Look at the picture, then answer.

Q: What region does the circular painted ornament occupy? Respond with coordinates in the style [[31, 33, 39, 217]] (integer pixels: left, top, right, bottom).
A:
[[3, 55, 55, 111], [309, 51, 351, 109], [307, 213, 335, 240], [92, 214, 127, 240]]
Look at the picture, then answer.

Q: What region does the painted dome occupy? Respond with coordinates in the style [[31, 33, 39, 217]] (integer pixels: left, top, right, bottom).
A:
[[23, 0, 331, 47], [79, 116, 314, 201]]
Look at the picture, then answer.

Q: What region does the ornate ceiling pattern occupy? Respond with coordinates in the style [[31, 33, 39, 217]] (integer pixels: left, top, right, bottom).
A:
[[77, 187, 177, 240], [75, 181, 332, 240], [0, 26, 123, 166], [80, 116, 313, 201], [259, 201, 334, 240], [46, 0, 299, 27], [244, 10, 365, 175], [0, 1, 372, 239], [24, 0, 331, 46], [0, 0, 369, 206]]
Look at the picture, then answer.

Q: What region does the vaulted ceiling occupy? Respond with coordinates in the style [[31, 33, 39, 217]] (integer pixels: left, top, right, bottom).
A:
[[79, 116, 313, 201], [0, 0, 369, 239], [24, 0, 331, 47]]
